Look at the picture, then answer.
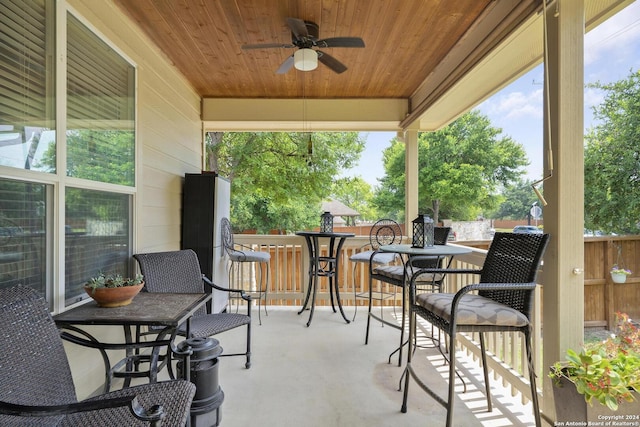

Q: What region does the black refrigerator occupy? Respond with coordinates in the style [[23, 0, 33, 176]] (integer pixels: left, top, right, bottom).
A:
[[181, 172, 231, 313]]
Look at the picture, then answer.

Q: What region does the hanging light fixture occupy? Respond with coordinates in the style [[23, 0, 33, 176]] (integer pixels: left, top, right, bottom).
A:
[[294, 48, 318, 71]]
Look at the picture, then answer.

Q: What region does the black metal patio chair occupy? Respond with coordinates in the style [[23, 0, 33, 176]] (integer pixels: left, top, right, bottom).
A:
[[401, 232, 549, 427], [220, 217, 271, 325], [0, 285, 195, 427], [350, 218, 403, 321], [134, 249, 253, 369]]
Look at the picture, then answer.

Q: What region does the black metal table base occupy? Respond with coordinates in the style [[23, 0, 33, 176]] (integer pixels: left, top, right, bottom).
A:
[[296, 232, 354, 327]]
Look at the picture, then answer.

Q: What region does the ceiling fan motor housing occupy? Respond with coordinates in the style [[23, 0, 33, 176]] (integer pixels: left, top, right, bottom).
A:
[[292, 21, 320, 47]]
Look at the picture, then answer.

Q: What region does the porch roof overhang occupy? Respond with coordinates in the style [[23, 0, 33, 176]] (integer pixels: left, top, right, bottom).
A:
[[114, 0, 633, 132]]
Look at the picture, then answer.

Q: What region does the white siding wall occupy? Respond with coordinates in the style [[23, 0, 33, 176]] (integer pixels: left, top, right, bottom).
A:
[[67, 0, 202, 397]]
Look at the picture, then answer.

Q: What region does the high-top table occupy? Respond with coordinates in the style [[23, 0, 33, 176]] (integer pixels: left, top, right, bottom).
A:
[[54, 292, 211, 392], [373, 243, 473, 364], [296, 231, 355, 327]]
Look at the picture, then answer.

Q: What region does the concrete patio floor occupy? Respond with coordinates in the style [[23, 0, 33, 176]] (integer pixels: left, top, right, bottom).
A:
[[212, 305, 537, 427]]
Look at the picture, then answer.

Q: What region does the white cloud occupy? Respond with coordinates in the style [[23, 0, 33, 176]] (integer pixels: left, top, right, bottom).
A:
[[585, 2, 640, 67], [488, 89, 544, 120]]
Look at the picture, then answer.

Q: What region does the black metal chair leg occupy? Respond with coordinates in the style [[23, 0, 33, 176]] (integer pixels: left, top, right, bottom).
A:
[[479, 333, 493, 412]]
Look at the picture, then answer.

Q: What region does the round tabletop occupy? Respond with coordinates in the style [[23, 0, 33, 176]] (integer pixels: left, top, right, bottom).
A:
[[379, 244, 472, 256], [296, 231, 355, 238]]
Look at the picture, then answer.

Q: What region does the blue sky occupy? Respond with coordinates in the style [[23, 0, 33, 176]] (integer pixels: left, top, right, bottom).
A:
[[348, 1, 640, 187]]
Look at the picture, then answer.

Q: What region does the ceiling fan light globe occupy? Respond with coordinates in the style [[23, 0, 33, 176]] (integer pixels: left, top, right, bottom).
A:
[[294, 48, 318, 71]]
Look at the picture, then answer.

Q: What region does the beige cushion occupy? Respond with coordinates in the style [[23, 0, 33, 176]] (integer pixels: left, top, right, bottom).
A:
[[350, 250, 397, 264], [416, 292, 529, 327]]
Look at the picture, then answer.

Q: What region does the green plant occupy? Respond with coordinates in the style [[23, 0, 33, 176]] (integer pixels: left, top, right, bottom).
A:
[[549, 312, 640, 410], [611, 265, 632, 275], [84, 272, 144, 293]]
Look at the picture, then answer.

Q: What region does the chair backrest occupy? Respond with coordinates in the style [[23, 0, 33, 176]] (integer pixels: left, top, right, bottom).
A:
[[0, 286, 78, 407], [409, 227, 452, 269], [134, 249, 207, 315], [220, 217, 235, 255], [369, 219, 403, 250], [434, 226, 451, 245], [479, 232, 550, 314]]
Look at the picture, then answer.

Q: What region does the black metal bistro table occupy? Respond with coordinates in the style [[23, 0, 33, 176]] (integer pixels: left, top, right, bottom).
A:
[[296, 231, 355, 327], [54, 292, 211, 392], [375, 244, 473, 364]]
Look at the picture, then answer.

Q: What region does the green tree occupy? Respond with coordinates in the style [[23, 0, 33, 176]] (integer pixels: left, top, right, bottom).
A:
[[374, 111, 528, 223], [331, 177, 377, 224], [491, 179, 541, 220], [209, 132, 365, 233], [584, 69, 640, 234]]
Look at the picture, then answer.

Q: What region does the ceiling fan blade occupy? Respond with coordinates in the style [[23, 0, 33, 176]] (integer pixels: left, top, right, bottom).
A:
[[317, 51, 347, 74], [316, 37, 365, 48], [242, 43, 294, 50], [276, 55, 295, 74], [286, 17, 309, 39]]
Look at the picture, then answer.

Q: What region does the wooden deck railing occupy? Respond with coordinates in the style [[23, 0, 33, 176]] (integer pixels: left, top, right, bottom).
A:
[[231, 233, 640, 406]]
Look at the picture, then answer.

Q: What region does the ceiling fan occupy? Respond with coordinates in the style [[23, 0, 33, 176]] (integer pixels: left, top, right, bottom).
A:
[[241, 17, 365, 74]]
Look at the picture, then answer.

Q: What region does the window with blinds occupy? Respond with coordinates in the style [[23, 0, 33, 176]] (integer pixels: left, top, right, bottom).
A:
[[0, 0, 55, 172], [67, 13, 135, 186], [0, 1, 137, 306], [65, 188, 131, 305], [0, 178, 48, 295]]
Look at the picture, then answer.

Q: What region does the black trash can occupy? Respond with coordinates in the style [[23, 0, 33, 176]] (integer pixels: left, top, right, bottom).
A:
[[177, 337, 224, 427]]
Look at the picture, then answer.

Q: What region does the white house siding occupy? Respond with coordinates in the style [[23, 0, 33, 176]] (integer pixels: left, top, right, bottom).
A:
[[66, 0, 202, 397]]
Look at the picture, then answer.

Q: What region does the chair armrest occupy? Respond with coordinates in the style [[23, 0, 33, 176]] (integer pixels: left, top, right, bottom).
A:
[[202, 275, 251, 302], [457, 282, 537, 294], [0, 396, 163, 423]]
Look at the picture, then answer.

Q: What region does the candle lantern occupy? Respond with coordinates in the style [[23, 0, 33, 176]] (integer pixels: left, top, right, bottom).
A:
[[320, 211, 334, 233], [412, 214, 434, 248]]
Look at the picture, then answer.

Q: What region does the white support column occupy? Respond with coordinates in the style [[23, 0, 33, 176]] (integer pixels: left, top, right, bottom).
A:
[[541, 0, 585, 421], [404, 129, 419, 236]]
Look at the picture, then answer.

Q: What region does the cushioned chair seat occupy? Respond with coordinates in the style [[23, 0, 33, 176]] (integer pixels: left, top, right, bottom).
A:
[[350, 250, 397, 264], [416, 292, 530, 327], [228, 249, 271, 263]]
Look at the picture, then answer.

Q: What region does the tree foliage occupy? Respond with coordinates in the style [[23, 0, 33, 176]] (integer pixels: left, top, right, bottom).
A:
[[585, 69, 640, 234], [374, 111, 529, 223], [331, 177, 377, 224], [208, 132, 365, 233], [490, 179, 541, 220]]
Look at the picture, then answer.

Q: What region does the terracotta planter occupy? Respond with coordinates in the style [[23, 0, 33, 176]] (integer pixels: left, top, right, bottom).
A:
[[611, 272, 629, 283], [84, 283, 144, 307], [552, 374, 640, 423]]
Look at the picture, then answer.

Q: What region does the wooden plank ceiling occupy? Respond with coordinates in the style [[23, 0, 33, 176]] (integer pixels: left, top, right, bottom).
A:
[[113, 0, 541, 100]]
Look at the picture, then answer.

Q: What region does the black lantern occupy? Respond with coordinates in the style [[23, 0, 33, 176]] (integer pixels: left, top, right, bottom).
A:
[[412, 214, 434, 248], [320, 211, 334, 233]]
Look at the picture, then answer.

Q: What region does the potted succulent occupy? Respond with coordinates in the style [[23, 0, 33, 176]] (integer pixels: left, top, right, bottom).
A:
[[84, 272, 144, 307], [549, 312, 640, 422], [610, 265, 632, 283]]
